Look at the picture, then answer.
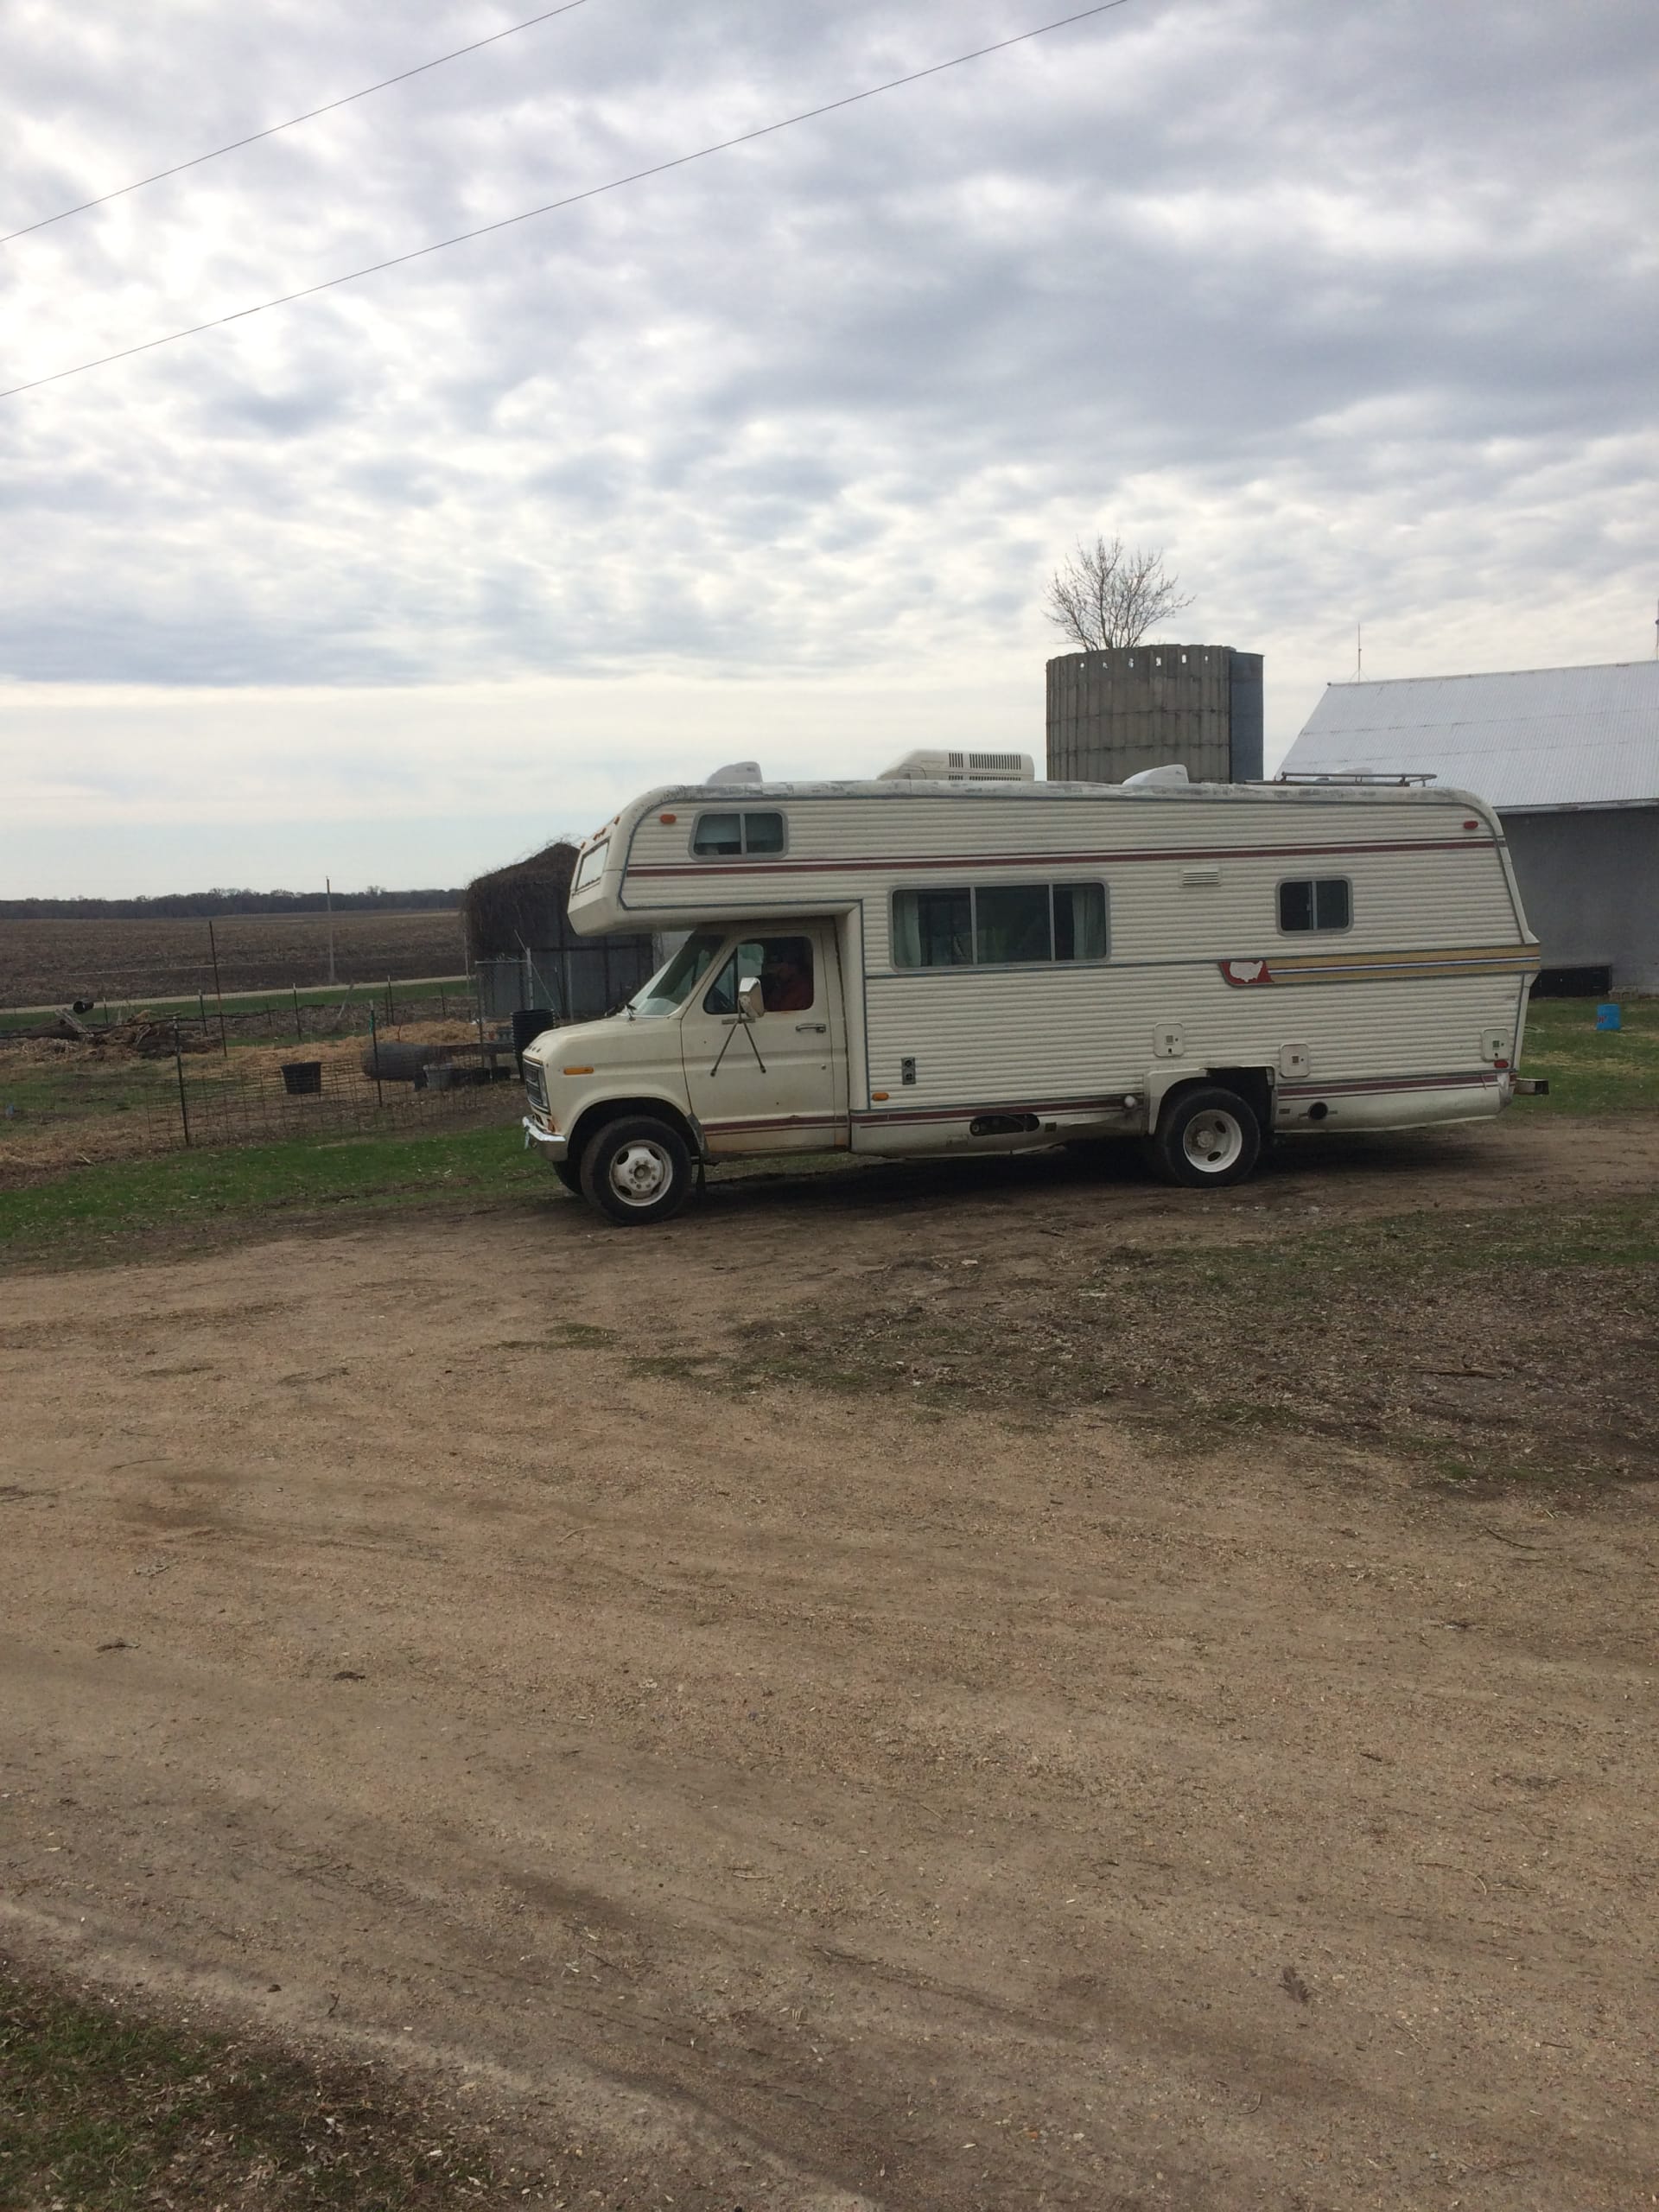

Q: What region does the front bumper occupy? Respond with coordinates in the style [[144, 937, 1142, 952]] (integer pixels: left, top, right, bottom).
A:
[[522, 1116, 569, 1161]]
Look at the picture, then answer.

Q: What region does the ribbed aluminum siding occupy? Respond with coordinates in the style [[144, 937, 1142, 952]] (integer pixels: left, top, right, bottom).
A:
[[618, 786, 1506, 914], [865, 971, 1523, 1104]]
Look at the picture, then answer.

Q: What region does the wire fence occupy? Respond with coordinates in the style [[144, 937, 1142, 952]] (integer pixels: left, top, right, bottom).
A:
[[172, 1058, 519, 1150]]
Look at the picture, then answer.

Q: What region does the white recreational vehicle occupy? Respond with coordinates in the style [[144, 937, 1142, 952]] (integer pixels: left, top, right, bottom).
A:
[[521, 760, 1543, 1224]]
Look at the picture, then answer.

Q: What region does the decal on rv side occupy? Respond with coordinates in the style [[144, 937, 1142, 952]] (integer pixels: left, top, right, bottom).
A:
[[1218, 944, 1540, 988]]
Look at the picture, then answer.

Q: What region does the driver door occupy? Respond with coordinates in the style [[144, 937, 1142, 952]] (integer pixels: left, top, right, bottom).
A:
[[680, 923, 845, 1154]]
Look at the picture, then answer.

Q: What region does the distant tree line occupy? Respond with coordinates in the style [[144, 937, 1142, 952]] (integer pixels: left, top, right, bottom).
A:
[[0, 887, 463, 921]]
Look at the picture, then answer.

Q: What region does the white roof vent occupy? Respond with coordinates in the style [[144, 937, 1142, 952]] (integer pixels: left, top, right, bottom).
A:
[[706, 760, 763, 785], [1122, 763, 1192, 788], [877, 748, 1035, 783]]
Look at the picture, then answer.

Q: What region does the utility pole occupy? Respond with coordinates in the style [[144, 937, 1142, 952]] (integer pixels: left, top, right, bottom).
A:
[[326, 876, 338, 987]]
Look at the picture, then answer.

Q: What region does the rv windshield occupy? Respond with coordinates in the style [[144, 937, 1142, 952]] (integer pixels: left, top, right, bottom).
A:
[[627, 931, 725, 1017]]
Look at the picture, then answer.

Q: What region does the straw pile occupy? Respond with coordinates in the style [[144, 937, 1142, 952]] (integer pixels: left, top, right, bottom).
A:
[[461, 842, 579, 962]]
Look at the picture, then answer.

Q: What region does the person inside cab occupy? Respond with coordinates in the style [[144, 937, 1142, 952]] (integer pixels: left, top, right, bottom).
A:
[[760, 940, 813, 1013]]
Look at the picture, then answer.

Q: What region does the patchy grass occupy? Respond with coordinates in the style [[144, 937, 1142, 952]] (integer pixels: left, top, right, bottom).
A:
[[1520, 994, 1659, 1115], [0, 1122, 547, 1268], [550, 1319, 619, 1347], [0, 1960, 538, 2210], [632, 1192, 1659, 1491]]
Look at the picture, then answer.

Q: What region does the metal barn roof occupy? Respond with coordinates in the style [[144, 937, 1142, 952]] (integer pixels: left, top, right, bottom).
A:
[[1283, 659, 1659, 812]]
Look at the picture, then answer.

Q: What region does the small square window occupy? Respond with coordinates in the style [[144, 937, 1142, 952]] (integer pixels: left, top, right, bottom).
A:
[[691, 810, 785, 858], [1280, 877, 1351, 932]]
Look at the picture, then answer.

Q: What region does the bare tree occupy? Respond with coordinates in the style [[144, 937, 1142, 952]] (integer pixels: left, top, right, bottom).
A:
[[1044, 534, 1192, 651]]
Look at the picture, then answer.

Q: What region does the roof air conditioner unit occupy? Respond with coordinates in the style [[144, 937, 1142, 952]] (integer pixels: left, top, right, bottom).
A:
[[877, 748, 1035, 783]]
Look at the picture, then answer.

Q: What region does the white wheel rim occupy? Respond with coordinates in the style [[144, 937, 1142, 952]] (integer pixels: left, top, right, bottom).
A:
[[607, 1139, 673, 1206], [1183, 1109, 1243, 1173]]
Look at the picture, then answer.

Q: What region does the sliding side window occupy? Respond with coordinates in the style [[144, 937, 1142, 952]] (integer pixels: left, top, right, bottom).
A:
[[892, 883, 1107, 968], [1278, 877, 1351, 933], [691, 810, 786, 858]]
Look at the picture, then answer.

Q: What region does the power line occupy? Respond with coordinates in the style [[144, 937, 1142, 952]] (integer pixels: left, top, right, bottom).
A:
[[1, 0, 599, 247], [0, 0, 1134, 404]]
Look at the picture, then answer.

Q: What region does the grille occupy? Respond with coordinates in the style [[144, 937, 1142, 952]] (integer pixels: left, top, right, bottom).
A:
[[524, 1062, 547, 1109]]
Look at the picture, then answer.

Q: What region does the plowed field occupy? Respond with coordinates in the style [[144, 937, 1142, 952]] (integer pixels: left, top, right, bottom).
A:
[[0, 909, 464, 1007]]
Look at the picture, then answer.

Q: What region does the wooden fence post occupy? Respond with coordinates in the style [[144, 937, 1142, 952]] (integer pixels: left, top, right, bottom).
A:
[[173, 1023, 192, 1147]]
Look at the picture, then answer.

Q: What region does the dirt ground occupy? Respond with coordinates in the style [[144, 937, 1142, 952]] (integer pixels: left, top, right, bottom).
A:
[[3, 1116, 1657, 2209]]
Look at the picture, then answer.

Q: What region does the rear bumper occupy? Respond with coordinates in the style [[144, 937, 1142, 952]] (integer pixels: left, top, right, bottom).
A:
[[522, 1116, 569, 1161]]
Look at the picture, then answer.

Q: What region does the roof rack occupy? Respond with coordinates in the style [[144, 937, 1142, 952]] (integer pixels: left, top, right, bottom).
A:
[[1270, 770, 1438, 786]]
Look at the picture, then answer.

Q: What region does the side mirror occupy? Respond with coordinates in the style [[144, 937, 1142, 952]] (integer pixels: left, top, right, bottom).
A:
[[737, 976, 765, 1020]]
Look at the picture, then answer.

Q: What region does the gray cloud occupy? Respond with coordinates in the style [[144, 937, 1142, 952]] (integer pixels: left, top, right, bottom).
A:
[[1, 0, 1655, 807]]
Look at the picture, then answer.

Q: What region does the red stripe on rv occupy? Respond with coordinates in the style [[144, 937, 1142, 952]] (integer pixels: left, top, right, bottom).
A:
[[628, 836, 1497, 878]]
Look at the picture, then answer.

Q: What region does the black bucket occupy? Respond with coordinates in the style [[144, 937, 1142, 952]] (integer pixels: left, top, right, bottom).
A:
[[281, 1059, 324, 1096], [511, 1007, 556, 1071]]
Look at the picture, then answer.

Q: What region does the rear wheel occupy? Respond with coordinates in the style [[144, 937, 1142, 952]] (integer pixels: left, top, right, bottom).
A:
[[1147, 1085, 1262, 1189], [580, 1115, 695, 1226]]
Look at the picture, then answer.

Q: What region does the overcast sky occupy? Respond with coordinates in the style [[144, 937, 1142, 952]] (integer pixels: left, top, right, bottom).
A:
[[3, 0, 1655, 893]]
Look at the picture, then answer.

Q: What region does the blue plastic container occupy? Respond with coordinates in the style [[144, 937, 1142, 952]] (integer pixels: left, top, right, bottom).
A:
[[1595, 1002, 1622, 1033]]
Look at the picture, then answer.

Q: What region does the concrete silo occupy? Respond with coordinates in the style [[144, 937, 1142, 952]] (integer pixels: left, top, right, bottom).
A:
[[1046, 645, 1263, 785]]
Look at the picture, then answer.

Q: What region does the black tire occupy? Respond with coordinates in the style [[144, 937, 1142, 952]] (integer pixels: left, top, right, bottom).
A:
[[579, 1115, 695, 1227], [551, 1160, 582, 1195], [1147, 1084, 1262, 1189]]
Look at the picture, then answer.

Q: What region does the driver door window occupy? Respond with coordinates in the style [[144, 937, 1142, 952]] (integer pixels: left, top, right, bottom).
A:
[[703, 936, 816, 1016]]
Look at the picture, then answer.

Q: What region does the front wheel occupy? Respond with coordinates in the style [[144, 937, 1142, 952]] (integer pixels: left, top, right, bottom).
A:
[[1147, 1085, 1262, 1189], [580, 1115, 695, 1226], [551, 1160, 582, 1195]]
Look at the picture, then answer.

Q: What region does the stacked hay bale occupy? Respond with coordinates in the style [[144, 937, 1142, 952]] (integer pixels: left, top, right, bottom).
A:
[[461, 842, 658, 1024], [461, 842, 580, 969]]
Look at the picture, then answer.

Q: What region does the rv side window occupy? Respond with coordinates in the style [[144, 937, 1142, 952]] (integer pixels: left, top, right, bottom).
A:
[[1279, 877, 1351, 933], [691, 810, 786, 858], [892, 884, 1107, 967], [573, 839, 608, 891]]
